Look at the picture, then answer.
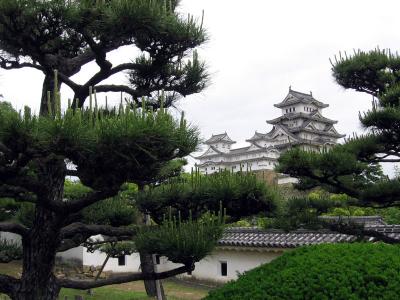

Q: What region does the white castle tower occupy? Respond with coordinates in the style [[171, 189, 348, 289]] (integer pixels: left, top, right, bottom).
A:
[[196, 88, 345, 176]]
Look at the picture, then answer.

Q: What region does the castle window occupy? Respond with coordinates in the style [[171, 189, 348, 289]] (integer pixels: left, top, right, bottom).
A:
[[293, 107, 296, 112], [220, 261, 228, 277], [118, 255, 126, 266]]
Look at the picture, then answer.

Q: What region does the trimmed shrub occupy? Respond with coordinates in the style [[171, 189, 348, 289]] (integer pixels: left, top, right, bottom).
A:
[[205, 243, 400, 300]]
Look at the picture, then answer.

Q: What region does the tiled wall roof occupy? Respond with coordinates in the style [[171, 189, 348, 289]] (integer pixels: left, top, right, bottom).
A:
[[219, 218, 400, 248]]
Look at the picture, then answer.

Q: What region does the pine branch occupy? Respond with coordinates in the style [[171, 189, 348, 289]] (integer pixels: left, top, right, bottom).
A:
[[65, 170, 78, 177], [57, 71, 80, 91], [0, 222, 29, 237], [0, 274, 19, 295], [81, 29, 110, 71], [60, 223, 138, 240], [57, 238, 85, 252], [58, 235, 128, 252], [58, 264, 193, 289], [91, 84, 140, 97], [0, 184, 37, 204], [83, 63, 140, 88], [58, 189, 119, 213]]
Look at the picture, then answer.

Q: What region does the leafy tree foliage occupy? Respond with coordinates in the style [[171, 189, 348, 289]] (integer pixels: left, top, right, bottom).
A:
[[0, 0, 208, 114], [278, 49, 400, 207], [205, 243, 400, 300], [0, 98, 223, 300]]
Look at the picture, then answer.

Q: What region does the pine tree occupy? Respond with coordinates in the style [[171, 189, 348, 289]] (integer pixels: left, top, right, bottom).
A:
[[278, 48, 400, 209], [0, 88, 225, 299], [137, 170, 279, 223], [0, 0, 208, 115]]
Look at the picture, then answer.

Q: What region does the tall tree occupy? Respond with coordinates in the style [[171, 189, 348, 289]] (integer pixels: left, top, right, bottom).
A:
[[0, 0, 208, 115], [277, 48, 400, 208], [0, 96, 224, 300]]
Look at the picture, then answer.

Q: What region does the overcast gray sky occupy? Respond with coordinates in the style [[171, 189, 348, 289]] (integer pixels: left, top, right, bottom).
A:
[[1, 0, 399, 173]]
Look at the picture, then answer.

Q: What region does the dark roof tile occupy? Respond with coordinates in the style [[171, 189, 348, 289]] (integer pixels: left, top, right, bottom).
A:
[[218, 220, 400, 249]]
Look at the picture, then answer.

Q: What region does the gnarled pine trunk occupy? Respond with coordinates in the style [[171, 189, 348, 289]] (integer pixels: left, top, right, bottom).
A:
[[10, 157, 66, 300], [11, 206, 62, 300]]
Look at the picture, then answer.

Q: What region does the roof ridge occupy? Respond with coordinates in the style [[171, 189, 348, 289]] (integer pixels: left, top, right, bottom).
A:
[[289, 89, 314, 97]]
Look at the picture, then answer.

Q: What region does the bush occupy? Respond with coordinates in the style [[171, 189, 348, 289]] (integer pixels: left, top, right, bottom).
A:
[[135, 211, 224, 266], [205, 243, 400, 300]]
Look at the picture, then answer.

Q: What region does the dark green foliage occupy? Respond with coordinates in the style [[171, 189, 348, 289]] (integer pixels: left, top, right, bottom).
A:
[[0, 99, 198, 190], [82, 197, 138, 227], [277, 145, 385, 199], [137, 171, 279, 223], [0, 97, 220, 297], [135, 210, 224, 266], [81, 182, 139, 227], [0, 1, 212, 295], [271, 192, 347, 230], [0, 239, 22, 263], [97, 241, 137, 258], [205, 243, 400, 300]]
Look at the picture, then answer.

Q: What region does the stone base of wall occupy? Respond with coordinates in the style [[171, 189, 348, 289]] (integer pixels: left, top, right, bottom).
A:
[[253, 170, 278, 185]]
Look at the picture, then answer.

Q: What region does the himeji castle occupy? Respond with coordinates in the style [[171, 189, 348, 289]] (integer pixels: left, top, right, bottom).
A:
[[195, 88, 345, 177]]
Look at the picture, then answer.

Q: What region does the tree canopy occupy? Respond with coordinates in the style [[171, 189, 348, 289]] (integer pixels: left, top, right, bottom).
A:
[[0, 0, 208, 114]]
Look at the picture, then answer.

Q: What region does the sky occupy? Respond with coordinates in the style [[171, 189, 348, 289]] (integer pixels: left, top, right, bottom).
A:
[[1, 0, 399, 174]]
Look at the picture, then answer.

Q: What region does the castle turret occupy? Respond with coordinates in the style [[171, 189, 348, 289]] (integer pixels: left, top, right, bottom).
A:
[[266, 88, 345, 151], [204, 132, 236, 153]]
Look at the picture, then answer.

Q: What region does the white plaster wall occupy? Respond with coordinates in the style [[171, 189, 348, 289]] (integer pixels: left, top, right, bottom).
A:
[[80, 248, 285, 283], [83, 249, 142, 273], [277, 177, 299, 185], [253, 160, 274, 171], [313, 121, 326, 130], [294, 103, 305, 113], [57, 246, 84, 263], [158, 248, 284, 283], [0, 232, 22, 245]]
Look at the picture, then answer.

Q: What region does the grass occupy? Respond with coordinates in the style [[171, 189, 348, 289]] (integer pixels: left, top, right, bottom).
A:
[[0, 261, 210, 300], [60, 287, 150, 300]]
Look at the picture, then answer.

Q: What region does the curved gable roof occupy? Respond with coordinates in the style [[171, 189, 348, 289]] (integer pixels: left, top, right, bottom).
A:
[[274, 89, 329, 109], [205, 133, 236, 145]]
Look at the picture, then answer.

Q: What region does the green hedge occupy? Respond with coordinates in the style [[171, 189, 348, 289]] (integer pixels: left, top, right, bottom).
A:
[[205, 243, 400, 300]]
